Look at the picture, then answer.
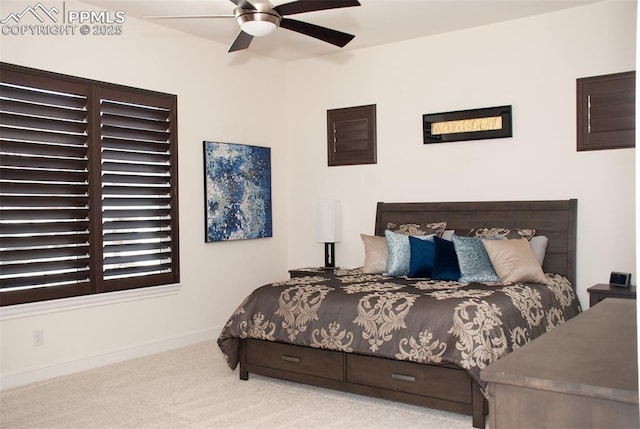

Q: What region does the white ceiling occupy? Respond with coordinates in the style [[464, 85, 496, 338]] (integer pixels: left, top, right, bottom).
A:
[[83, 0, 600, 62]]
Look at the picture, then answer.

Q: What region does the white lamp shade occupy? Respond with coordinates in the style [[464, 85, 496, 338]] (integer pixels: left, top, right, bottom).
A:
[[317, 200, 342, 243]]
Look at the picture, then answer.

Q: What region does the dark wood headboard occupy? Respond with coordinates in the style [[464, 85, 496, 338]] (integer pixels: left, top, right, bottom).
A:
[[375, 200, 577, 286]]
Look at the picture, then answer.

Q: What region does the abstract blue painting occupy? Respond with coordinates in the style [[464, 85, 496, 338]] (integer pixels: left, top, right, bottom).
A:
[[203, 141, 272, 242]]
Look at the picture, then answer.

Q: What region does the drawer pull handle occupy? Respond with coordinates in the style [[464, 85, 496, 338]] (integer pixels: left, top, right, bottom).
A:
[[281, 355, 301, 363], [391, 373, 416, 382]]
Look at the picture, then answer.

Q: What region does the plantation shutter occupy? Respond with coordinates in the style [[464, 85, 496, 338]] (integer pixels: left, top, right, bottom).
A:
[[0, 69, 93, 302], [0, 63, 179, 306], [98, 87, 178, 291], [577, 71, 635, 151], [327, 104, 377, 166]]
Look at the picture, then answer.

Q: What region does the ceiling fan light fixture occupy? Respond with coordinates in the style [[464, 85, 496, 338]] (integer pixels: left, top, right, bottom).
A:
[[241, 19, 277, 36], [154, 1, 362, 53], [235, 9, 281, 37]]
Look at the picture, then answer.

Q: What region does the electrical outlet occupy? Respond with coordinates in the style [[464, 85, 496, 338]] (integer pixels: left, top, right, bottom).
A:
[[33, 329, 44, 347]]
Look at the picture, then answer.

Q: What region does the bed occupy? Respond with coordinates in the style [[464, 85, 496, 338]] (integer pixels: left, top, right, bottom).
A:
[[217, 199, 580, 428]]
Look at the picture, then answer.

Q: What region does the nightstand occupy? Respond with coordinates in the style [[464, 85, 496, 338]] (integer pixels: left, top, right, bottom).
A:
[[587, 283, 636, 307], [288, 267, 337, 278]]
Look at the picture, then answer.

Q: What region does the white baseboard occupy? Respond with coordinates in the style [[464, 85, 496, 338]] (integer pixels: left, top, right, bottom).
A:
[[0, 328, 220, 391]]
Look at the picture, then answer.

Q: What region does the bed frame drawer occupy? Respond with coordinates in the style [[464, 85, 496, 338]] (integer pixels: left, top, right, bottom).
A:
[[346, 354, 472, 404], [245, 340, 344, 381]]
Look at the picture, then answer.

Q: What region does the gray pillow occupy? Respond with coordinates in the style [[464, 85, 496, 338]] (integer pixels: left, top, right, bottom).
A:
[[384, 230, 434, 277], [453, 235, 500, 283]]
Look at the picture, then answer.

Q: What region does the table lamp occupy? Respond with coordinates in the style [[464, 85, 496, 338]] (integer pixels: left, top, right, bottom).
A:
[[317, 200, 341, 268]]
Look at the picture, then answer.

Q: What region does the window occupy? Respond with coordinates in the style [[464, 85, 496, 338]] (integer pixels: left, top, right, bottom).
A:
[[327, 104, 376, 166], [0, 63, 179, 306]]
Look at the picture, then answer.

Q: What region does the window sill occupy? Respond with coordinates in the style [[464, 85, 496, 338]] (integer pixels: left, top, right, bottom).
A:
[[0, 283, 181, 321]]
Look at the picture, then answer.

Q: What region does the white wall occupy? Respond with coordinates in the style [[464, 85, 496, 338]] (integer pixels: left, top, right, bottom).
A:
[[285, 0, 637, 309], [0, 1, 288, 388], [0, 0, 636, 389]]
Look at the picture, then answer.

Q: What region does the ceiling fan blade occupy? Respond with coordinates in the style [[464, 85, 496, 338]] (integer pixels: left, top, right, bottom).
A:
[[229, 31, 254, 52], [229, 0, 256, 10], [144, 15, 234, 20], [274, 0, 360, 16], [279, 18, 355, 47]]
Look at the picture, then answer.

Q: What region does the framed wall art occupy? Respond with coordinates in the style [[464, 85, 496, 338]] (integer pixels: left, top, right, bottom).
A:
[[423, 105, 513, 144], [203, 141, 272, 242]]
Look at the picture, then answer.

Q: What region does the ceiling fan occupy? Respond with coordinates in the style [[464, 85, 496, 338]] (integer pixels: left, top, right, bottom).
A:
[[144, 0, 361, 53]]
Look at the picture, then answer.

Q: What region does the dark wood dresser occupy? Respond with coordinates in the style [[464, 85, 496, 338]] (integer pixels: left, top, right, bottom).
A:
[[480, 298, 638, 429]]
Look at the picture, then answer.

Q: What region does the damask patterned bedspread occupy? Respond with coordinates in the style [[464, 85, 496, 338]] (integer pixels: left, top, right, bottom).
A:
[[217, 269, 580, 387]]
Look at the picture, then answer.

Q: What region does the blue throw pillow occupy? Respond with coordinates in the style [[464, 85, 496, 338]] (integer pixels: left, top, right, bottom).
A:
[[384, 230, 433, 277], [408, 236, 436, 278], [432, 236, 461, 281], [452, 235, 500, 283]]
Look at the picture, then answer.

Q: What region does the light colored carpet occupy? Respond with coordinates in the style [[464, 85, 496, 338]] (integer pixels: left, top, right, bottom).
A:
[[0, 341, 475, 428]]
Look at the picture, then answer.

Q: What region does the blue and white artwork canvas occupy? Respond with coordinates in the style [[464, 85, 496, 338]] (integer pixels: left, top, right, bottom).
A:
[[204, 141, 272, 242]]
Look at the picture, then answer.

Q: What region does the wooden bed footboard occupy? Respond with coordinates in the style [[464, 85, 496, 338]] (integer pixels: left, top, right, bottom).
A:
[[239, 339, 488, 428]]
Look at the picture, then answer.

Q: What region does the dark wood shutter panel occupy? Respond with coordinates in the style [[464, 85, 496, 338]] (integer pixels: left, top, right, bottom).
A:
[[97, 87, 178, 292], [577, 71, 635, 151], [327, 104, 376, 166], [0, 69, 92, 302]]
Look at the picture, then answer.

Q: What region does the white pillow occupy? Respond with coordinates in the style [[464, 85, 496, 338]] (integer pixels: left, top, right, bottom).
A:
[[441, 229, 455, 241], [529, 235, 548, 266]]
